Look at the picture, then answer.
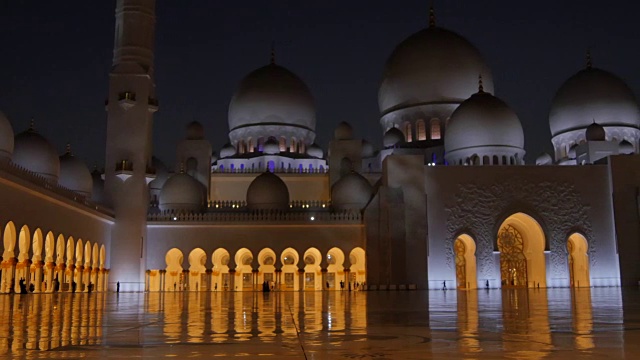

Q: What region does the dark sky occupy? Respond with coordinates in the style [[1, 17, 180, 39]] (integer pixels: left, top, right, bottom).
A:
[[1, 1, 639, 169]]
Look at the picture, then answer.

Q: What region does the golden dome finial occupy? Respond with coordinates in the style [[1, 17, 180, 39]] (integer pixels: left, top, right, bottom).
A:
[[65, 143, 72, 155], [586, 49, 592, 69], [478, 73, 484, 93], [429, 5, 436, 28], [270, 41, 276, 65]]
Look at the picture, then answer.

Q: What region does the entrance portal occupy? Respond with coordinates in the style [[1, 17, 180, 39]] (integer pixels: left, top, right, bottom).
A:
[[567, 233, 590, 288], [497, 213, 546, 288], [454, 234, 477, 289]]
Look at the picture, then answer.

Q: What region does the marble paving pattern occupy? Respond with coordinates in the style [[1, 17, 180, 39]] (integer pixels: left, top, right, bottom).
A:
[[0, 288, 638, 359]]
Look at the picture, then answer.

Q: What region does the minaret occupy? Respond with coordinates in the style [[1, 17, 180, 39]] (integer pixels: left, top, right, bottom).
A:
[[104, 0, 157, 291]]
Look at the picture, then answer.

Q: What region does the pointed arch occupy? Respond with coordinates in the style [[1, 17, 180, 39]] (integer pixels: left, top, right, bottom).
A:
[[257, 248, 277, 288], [348, 247, 366, 286], [303, 247, 322, 290], [2, 221, 17, 259], [497, 213, 546, 288], [211, 248, 230, 291], [280, 247, 300, 291], [165, 248, 184, 291], [430, 119, 441, 140], [453, 234, 477, 289], [188, 248, 207, 291], [235, 248, 254, 291], [403, 121, 413, 142], [17, 225, 31, 262], [326, 247, 345, 290], [31, 228, 44, 263], [416, 119, 426, 141]]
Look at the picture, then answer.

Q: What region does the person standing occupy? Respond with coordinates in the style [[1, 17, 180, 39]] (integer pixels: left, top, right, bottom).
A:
[[117, 281, 120, 293]]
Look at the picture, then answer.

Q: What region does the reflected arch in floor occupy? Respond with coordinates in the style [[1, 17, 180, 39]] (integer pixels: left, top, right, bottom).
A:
[[453, 234, 477, 289], [165, 248, 184, 291], [567, 233, 590, 288], [497, 212, 546, 288]]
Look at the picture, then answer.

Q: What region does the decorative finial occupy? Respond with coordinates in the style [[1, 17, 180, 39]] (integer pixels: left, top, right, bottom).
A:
[[65, 143, 72, 155], [29, 118, 35, 132], [586, 49, 592, 69], [429, 5, 436, 28], [179, 162, 185, 174], [270, 41, 275, 65], [478, 73, 484, 93]]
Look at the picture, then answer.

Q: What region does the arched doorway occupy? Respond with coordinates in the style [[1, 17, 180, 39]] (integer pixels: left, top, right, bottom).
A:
[[257, 248, 276, 290], [211, 248, 230, 291], [454, 234, 477, 289], [188, 248, 207, 291], [326, 248, 345, 290], [497, 213, 546, 288], [164, 248, 184, 291], [1, 221, 17, 293], [349, 247, 366, 289], [280, 248, 299, 291], [234, 248, 254, 292], [303, 248, 322, 290], [567, 233, 590, 288]]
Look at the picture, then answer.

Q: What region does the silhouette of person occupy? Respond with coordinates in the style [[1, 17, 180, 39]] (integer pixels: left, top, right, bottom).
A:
[[326, 281, 330, 289], [485, 280, 489, 289], [340, 280, 344, 290], [117, 281, 120, 293], [442, 281, 447, 290], [214, 283, 217, 291]]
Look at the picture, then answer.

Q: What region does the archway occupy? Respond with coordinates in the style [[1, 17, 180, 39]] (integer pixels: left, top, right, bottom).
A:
[[257, 248, 277, 290], [54, 234, 65, 292], [188, 248, 207, 291], [454, 234, 477, 289], [326, 248, 345, 290], [98, 245, 106, 291], [349, 247, 366, 289], [234, 248, 254, 291], [14, 225, 31, 293], [82, 240, 92, 292], [30, 229, 43, 292], [73, 239, 84, 292], [211, 248, 230, 291], [165, 248, 184, 291], [567, 233, 590, 288], [43, 231, 55, 292], [497, 213, 546, 288], [280, 248, 299, 291], [91, 243, 99, 291], [303, 248, 322, 290]]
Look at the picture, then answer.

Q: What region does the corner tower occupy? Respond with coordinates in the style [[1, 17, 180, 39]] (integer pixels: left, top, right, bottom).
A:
[[104, 0, 157, 291]]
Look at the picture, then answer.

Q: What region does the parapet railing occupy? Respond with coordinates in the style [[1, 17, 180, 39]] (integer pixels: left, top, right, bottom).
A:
[[212, 167, 329, 174], [147, 209, 362, 223], [207, 200, 330, 210], [0, 160, 114, 217]]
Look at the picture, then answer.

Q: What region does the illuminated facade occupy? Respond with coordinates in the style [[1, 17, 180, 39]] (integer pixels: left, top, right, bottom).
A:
[[0, 0, 639, 294]]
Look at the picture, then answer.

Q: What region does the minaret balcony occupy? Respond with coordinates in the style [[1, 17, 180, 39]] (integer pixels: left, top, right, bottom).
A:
[[118, 92, 137, 110], [115, 160, 134, 181], [148, 97, 159, 113], [145, 165, 156, 184]]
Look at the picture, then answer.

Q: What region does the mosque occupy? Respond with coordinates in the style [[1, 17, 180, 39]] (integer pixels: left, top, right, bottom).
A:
[[0, 0, 638, 294]]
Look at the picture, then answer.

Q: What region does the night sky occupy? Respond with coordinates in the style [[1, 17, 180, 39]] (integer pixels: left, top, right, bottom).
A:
[[1, 1, 639, 169]]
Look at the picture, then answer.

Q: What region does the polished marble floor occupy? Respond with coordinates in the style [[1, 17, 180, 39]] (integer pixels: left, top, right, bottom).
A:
[[0, 287, 638, 359]]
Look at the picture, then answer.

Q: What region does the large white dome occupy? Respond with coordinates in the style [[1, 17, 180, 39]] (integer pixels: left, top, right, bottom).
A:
[[0, 112, 14, 160], [445, 91, 525, 165], [379, 26, 494, 115], [549, 67, 640, 137], [246, 172, 289, 211], [228, 63, 316, 148], [58, 147, 93, 197], [159, 173, 204, 213], [12, 127, 60, 182]]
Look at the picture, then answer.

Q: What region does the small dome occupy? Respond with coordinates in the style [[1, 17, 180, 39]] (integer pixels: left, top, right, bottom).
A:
[[619, 140, 634, 154], [12, 126, 60, 182], [149, 156, 169, 193], [159, 173, 205, 213], [91, 168, 105, 204], [444, 91, 524, 160], [535, 152, 553, 165], [361, 140, 375, 158], [549, 67, 640, 137], [585, 122, 606, 141], [334, 122, 354, 140], [379, 25, 493, 115], [307, 143, 323, 158], [220, 143, 236, 158], [58, 146, 92, 197], [186, 121, 205, 140], [263, 138, 280, 155], [331, 172, 373, 211], [246, 172, 289, 211], [0, 111, 14, 160], [383, 128, 405, 148]]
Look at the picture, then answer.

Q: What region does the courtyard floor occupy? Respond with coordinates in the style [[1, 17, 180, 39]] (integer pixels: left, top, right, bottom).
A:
[[0, 287, 638, 359]]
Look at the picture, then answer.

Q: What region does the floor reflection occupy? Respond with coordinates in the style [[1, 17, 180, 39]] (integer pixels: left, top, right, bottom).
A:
[[0, 288, 636, 358]]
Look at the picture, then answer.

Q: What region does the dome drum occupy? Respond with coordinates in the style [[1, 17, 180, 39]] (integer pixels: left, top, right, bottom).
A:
[[229, 125, 315, 153]]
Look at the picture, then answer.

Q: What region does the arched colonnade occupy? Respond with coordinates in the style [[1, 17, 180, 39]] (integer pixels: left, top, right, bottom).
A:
[[148, 246, 366, 292], [0, 220, 109, 294]]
